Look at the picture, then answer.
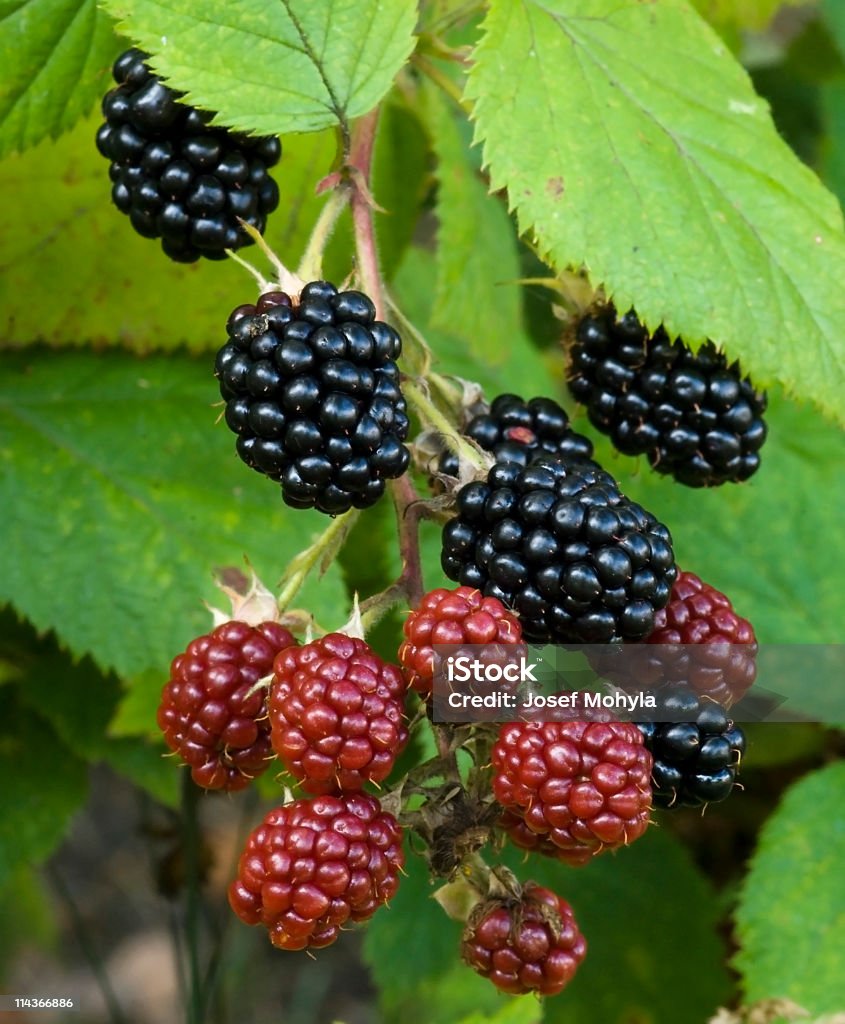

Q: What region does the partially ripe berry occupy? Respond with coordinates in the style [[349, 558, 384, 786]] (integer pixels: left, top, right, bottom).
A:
[[461, 883, 586, 996], [398, 586, 524, 697], [269, 633, 408, 794], [493, 720, 653, 865], [157, 620, 296, 791], [228, 793, 403, 949]]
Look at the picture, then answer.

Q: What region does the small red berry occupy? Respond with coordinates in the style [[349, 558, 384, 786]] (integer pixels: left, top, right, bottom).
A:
[[399, 586, 523, 697], [269, 633, 408, 794], [493, 720, 653, 865], [157, 620, 297, 791], [228, 793, 403, 950], [461, 883, 586, 996]]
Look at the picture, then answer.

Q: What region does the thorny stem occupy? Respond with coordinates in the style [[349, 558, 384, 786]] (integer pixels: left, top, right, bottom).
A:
[[297, 186, 350, 282], [348, 109, 385, 319], [389, 474, 426, 608], [276, 509, 360, 611], [403, 378, 491, 473]]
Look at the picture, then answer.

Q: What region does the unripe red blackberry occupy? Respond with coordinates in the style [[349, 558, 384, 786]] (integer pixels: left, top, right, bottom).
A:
[[493, 720, 653, 865], [567, 304, 767, 486], [461, 883, 587, 996], [439, 394, 594, 477], [398, 586, 524, 697], [96, 48, 281, 261], [637, 684, 746, 808], [269, 633, 408, 794], [228, 793, 403, 950], [216, 283, 410, 515], [157, 620, 296, 791], [441, 456, 677, 644]]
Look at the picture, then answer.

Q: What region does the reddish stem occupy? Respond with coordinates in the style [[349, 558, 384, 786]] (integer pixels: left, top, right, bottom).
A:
[[348, 108, 385, 319], [389, 474, 426, 609]]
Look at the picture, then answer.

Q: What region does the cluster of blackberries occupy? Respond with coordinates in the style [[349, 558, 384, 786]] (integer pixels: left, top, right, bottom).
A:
[[438, 394, 594, 477], [441, 457, 677, 644], [215, 281, 410, 514], [568, 305, 767, 486], [96, 48, 281, 262]]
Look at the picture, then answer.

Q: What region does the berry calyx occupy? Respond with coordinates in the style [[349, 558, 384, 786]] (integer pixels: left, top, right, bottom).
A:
[[637, 684, 746, 808], [269, 632, 409, 794], [228, 793, 403, 950], [216, 282, 410, 515], [441, 456, 677, 644], [493, 720, 653, 865], [157, 620, 296, 791], [96, 48, 281, 261], [439, 394, 594, 477], [461, 882, 587, 996], [567, 304, 767, 486], [398, 586, 524, 697]]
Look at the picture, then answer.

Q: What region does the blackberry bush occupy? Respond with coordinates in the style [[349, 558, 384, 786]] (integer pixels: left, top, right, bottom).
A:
[[567, 304, 768, 486], [215, 281, 410, 514], [637, 684, 747, 808], [228, 793, 404, 950], [269, 632, 408, 794], [156, 619, 296, 791], [438, 394, 594, 477], [441, 456, 677, 643], [96, 48, 281, 261]]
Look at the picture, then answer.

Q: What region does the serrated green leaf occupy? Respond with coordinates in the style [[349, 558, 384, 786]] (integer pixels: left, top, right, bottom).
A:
[[0, 349, 347, 677], [99, 0, 417, 136], [0, 115, 343, 351], [597, 391, 845, 643], [466, 0, 845, 425], [0, 0, 124, 158], [0, 689, 88, 887], [735, 762, 845, 1014]]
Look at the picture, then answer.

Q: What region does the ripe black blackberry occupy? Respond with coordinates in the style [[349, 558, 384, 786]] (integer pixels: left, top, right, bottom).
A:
[[215, 282, 410, 515], [636, 684, 746, 807], [441, 456, 677, 643], [438, 394, 594, 477], [96, 48, 281, 262], [567, 305, 767, 486]]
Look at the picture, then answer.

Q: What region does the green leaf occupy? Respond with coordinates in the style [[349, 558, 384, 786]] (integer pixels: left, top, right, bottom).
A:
[[0, 0, 123, 158], [0, 689, 88, 887], [820, 80, 845, 207], [0, 115, 342, 351], [0, 349, 347, 677], [466, 0, 845, 425], [99, 0, 417, 136], [597, 391, 845, 643], [0, 866, 57, 970], [458, 1002, 542, 1024], [735, 762, 845, 1014], [424, 82, 532, 373]]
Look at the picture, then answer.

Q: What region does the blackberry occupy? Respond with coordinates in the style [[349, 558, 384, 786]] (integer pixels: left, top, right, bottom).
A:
[[461, 883, 587, 996], [216, 283, 410, 514], [96, 48, 281, 261], [636, 684, 746, 807], [567, 305, 767, 486], [493, 720, 653, 865], [441, 457, 677, 644], [156, 620, 297, 791], [269, 633, 408, 794], [228, 793, 403, 950], [398, 585, 523, 697], [439, 394, 594, 477]]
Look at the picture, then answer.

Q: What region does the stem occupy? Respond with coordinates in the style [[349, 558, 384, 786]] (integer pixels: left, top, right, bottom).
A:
[[47, 865, 129, 1024], [276, 508, 360, 611], [348, 109, 384, 318], [297, 186, 350, 282], [403, 379, 491, 473], [412, 52, 466, 108], [181, 773, 204, 1024], [389, 474, 426, 608]]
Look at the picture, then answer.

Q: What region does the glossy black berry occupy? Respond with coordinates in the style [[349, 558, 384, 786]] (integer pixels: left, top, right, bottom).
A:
[[439, 394, 594, 477], [568, 305, 767, 486], [636, 684, 746, 808], [216, 284, 410, 515], [97, 48, 281, 261], [441, 457, 677, 643]]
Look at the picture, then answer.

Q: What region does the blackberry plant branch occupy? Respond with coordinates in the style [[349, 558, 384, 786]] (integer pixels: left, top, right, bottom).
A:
[[276, 509, 360, 612], [297, 184, 351, 282], [403, 378, 492, 472], [348, 108, 385, 319]]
